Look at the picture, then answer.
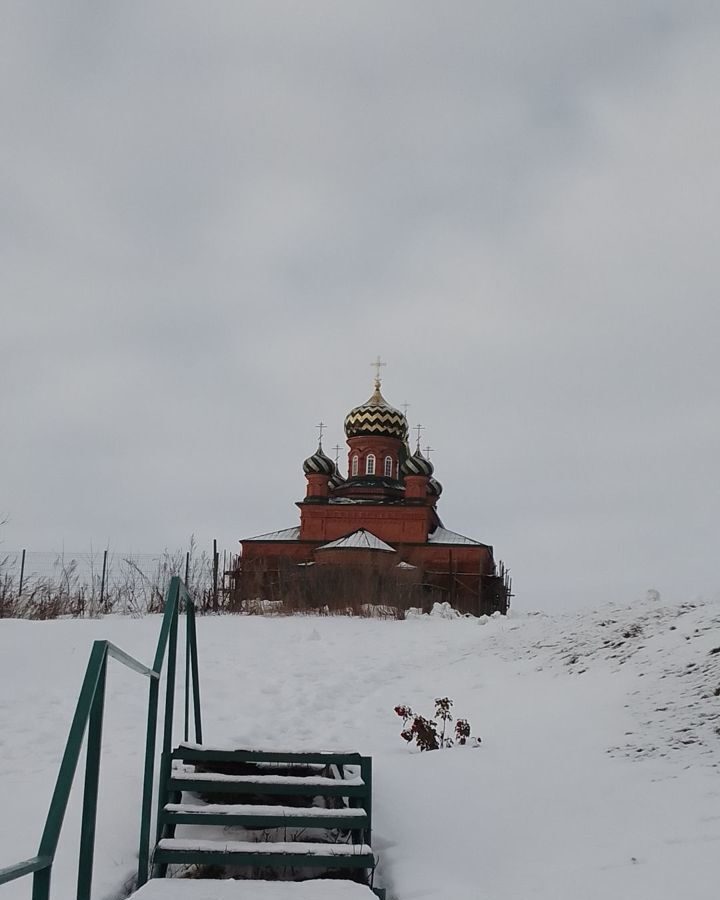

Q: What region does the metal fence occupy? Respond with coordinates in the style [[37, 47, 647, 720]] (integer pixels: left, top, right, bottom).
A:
[[0, 542, 237, 618]]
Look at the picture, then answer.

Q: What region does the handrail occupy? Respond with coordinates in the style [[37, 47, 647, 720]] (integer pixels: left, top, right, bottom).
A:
[[0, 856, 52, 887], [106, 642, 159, 679], [0, 576, 202, 900]]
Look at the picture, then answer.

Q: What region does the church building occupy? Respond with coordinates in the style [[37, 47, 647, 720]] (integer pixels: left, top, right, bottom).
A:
[[235, 365, 510, 615]]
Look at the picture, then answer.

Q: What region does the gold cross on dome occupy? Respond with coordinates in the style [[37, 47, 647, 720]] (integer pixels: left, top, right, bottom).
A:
[[414, 423, 424, 449], [370, 355, 386, 387], [401, 401, 410, 416], [332, 444, 342, 465], [424, 445, 434, 458], [316, 421, 326, 445]]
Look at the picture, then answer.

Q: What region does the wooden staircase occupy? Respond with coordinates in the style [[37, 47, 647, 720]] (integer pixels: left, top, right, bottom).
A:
[[141, 743, 384, 898]]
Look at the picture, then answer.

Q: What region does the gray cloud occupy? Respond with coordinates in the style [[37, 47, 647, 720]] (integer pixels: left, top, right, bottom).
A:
[[2, 1, 719, 609]]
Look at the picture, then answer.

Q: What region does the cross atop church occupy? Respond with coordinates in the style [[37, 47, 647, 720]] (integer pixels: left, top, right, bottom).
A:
[[414, 423, 424, 449], [332, 444, 342, 465], [424, 445, 434, 459], [401, 401, 411, 416], [316, 421, 326, 446], [371, 355, 386, 388]]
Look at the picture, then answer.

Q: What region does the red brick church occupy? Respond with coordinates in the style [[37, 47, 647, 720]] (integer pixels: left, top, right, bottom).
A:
[[234, 365, 510, 615]]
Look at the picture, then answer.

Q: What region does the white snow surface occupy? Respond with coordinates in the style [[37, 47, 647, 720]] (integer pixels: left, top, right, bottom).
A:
[[1, 593, 720, 899], [170, 771, 363, 786], [164, 802, 363, 819], [316, 529, 395, 552], [132, 879, 376, 898], [157, 838, 372, 856], [427, 526, 485, 545], [241, 526, 300, 542]]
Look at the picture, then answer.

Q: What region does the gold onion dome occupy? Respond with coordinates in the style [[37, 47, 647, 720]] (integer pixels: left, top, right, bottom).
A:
[[303, 443, 336, 476], [344, 380, 409, 441], [401, 447, 434, 478]]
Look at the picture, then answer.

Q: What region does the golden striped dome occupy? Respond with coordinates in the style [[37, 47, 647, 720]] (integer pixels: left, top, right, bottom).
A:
[[344, 382, 409, 441]]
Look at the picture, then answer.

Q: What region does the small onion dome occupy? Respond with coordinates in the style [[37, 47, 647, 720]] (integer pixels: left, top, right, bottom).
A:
[[401, 448, 434, 478], [303, 444, 336, 476], [329, 469, 346, 490], [344, 382, 409, 441], [428, 476, 443, 497]]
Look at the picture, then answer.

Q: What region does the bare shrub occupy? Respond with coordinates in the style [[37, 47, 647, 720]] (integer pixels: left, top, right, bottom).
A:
[[0, 538, 228, 620]]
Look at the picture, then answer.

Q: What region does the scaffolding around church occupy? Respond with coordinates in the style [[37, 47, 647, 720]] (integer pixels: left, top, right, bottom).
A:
[[228, 552, 511, 617]]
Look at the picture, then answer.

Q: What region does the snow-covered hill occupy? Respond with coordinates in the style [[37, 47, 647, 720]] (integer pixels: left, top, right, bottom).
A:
[[1, 593, 718, 899]]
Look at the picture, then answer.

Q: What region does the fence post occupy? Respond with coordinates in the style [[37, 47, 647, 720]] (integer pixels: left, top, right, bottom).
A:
[[18, 549, 26, 597], [184, 551, 190, 587], [100, 550, 108, 614], [212, 540, 218, 611]]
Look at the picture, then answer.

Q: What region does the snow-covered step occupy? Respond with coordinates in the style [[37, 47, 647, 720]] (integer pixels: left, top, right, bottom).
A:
[[154, 837, 374, 869], [169, 770, 366, 797], [173, 743, 364, 767], [171, 760, 329, 776], [161, 801, 368, 830], [132, 878, 378, 898]]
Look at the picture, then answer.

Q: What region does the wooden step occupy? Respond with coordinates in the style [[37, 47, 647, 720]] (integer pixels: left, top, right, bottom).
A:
[[169, 771, 366, 798], [173, 743, 363, 766], [161, 801, 368, 830], [132, 878, 380, 898], [154, 837, 374, 869]]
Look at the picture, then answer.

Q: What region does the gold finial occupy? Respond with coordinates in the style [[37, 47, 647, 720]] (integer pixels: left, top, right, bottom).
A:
[[370, 355, 386, 389]]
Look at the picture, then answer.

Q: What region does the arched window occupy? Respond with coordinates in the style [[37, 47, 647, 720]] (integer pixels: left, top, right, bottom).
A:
[[351, 455, 359, 476], [366, 453, 376, 475], [384, 455, 393, 477]]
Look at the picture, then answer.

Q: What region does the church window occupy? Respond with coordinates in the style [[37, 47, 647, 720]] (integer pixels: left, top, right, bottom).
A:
[[352, 455, 359, 476], [366, 454, 376, 475], [384, 455, 393, 477]]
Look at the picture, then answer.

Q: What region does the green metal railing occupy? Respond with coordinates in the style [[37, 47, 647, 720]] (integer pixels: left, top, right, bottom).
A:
[[0, 576, 202, 900]]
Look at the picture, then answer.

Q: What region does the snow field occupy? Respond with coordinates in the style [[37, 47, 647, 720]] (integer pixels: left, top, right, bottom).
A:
[[1, 594, 719, 899]]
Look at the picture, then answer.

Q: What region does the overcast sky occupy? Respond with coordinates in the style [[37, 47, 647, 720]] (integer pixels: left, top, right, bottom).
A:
[[2, 2, 719, 610]]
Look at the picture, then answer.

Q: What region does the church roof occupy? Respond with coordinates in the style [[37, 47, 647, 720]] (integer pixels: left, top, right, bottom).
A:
[[243, 526, 300, 542], [428, 527, 487, 546], [316, 529, 396, 553]]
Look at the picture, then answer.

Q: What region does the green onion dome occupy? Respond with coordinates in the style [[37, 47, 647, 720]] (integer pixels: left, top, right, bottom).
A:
[[344, 382, 409, 441], [303, 444, 336, 476], [401, 448, 434, 478]]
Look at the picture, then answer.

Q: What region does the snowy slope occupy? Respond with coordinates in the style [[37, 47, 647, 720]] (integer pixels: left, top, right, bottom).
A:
[[1, 594, 718, 899]]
